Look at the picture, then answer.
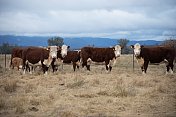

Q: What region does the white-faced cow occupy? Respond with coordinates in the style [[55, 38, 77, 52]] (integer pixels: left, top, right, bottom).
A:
[[131, 43, 175, 74], [80, 45, 122, 71], [22, 45, 69, 75]]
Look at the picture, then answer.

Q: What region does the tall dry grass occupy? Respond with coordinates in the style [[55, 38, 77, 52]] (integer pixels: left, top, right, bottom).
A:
[[0, 54, 176, 117]]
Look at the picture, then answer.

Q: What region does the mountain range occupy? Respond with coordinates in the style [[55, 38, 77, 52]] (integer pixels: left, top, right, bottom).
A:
[[0, 35, 163, 49]]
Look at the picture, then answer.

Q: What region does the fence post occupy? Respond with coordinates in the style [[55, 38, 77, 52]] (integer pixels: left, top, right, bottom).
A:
[[5, 53, 6, 68], [133, 51, 134, 72]]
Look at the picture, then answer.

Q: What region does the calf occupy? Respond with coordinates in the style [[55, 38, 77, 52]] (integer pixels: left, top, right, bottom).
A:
[[131, 43, 175, 74], [80, 45, 122, 71], [10, 57, 23, 70]]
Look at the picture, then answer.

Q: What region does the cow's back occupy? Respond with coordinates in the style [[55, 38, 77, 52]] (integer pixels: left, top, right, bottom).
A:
[[11, 47, 24, 58], [141, 46, 175, 63], [23, 47, 49, 64], [63, 51, 80, 63], [81, 47, 114, 62]]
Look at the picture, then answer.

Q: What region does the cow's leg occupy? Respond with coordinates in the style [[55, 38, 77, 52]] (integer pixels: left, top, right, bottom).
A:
[[82, 61, 90, 71], [166, 64, 170, 75], [109, 66, 112, 71], [77, 65, 79, 69], [82, 62, 85, 68], [106, 65, 109, 71], [42, 64, 46, 74], [105, 61, 109, 71], [170, 64, 174, 74], [45, 67, 49, 75], [86, 58, 91, 71], [141, 66, 144, 74], [168, 60, 174, 74], [86, 65, 90, 71], [143, 61, 149, 74], [51, 64, 55, 72], [73, 62, 76, 71], [22, 60, 26, 74], [32, 66, 36, 73], [51, 59, 55, 72], [164, 59, 169, 74], [42, 64, 49, 75], [109, 59, 116, 72], [170, 63, 174, 74], [81, 58, 87, 68], [29, 66, 33, 74], [76, 61, 80, 70]]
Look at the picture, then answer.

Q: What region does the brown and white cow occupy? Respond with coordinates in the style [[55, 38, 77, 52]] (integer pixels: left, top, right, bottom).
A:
[[22, 45, 69, 75], [131, 43, 175, 74], [80, 45, 122, 71], [51, 50, 80, 72], [10, 57, 23, 70]]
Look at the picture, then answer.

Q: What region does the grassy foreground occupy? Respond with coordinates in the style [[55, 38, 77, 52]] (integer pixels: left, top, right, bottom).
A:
[[0, 54, 176, 117]]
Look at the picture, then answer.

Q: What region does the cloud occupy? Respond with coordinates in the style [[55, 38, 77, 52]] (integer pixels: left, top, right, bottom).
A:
[[0, 0, 176, 40]]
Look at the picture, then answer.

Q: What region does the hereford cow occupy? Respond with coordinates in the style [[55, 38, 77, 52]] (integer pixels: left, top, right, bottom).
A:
[[10, 57, 23, 70], [131, 43, 175, 74], [22, 45, 70, 75], [80, 45, 122, 71], [51, 50, 80, 72]]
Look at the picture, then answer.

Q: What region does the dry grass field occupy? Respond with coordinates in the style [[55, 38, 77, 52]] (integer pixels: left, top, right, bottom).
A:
[[0, 54, 176, 117]]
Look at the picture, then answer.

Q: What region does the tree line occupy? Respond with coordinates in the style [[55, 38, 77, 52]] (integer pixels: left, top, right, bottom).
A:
[[0, 37, 175, 54]]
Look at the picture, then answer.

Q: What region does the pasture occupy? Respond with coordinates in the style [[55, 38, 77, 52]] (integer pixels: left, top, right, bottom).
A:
[[0, 54, 176, 117]]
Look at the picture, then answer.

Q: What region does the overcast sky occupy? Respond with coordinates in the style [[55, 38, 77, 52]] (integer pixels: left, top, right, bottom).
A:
[[0, 0, 176, 40]]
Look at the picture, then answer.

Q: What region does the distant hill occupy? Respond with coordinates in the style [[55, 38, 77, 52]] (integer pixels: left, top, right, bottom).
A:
[[0, 35, 163, 49]]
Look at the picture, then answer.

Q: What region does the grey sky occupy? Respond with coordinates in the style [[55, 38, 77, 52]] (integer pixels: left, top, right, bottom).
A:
[[0, 0, 176, 40]]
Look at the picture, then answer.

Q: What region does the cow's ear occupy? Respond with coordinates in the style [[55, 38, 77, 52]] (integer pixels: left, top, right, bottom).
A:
[[141, 45, 144, 48], [120, 45, 124, 49], [57, 46, 61, 50], [112, 47, 115, 51], [47, 47, 50, 50], [131, 45, 134, 49], [67, 46, 70, 49]]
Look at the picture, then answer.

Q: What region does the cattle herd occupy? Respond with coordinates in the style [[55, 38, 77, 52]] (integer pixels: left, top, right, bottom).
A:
[[9, 43, 176, 75]]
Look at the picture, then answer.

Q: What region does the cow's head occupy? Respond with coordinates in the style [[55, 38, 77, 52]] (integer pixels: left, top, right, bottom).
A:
[[131, 43, 144, 57], [47, 46, 60, 58], [113, 45, 122, 57], [60, 45, 70, 58]]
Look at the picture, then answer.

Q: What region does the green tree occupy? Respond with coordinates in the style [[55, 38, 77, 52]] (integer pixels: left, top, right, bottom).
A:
[[47, 37, 64, 46], [117, 39, 130, 54]]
